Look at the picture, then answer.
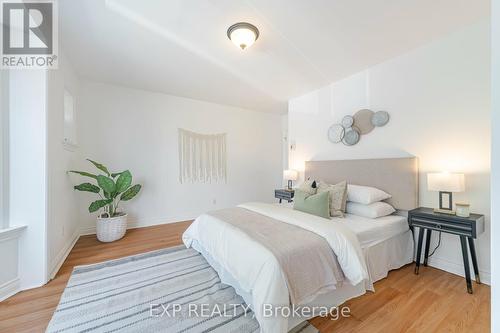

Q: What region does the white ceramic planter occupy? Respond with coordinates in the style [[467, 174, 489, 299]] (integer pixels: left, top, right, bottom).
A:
[[96, 213, 127, 242]]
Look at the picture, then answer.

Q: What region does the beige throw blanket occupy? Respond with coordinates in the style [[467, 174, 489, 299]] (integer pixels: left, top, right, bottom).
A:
[[207, 207, 345, 305]]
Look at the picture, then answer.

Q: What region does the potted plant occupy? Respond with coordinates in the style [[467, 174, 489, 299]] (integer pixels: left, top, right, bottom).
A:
[[69, 159, 142, 242]]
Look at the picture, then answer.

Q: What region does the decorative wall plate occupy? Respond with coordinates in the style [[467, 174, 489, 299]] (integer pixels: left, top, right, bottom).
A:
[[353, 109, 375, 134], [372, 111, 390, 127], [341, 115, 354, 128], [329, 110, 389, 147], [343, 127, 360, 146], [327, 124, 345, 143]]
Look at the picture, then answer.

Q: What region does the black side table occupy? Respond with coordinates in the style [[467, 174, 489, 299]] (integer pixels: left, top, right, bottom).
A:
[[275, 189, 294, 203], [408, 207, 485, 294]]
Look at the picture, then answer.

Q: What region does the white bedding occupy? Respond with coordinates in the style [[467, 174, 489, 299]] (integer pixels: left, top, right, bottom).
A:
[[337, 213, 409, 248], [182, 202, 370, 333], [277, 202, 409, 248]]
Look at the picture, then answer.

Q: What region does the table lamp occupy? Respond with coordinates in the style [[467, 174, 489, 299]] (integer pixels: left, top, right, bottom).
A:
[[283, 169, 298, 190], [427, 172, 465, 214]]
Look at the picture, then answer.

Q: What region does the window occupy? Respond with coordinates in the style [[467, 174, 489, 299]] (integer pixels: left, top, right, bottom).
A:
[[63, 89, 77, 148], [0, 70, 9, 229]]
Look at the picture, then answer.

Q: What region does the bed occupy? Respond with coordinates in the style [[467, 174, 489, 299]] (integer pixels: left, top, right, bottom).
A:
[[183, 157, 418, 333]]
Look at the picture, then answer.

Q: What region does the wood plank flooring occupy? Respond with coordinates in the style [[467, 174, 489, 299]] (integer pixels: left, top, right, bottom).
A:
[[0, 221, 490, 333]]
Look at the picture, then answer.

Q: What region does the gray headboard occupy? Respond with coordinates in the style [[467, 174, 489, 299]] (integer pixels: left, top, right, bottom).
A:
[[305, 157, 419, 211]]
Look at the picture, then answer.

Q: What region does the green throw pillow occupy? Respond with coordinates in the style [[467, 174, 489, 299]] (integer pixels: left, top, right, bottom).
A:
[[293, 190, 330, 219]]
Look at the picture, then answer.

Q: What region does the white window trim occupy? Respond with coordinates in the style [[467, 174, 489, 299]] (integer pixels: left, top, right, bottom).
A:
[[62, 87, 78, 151], [1, 70, 9, 229]]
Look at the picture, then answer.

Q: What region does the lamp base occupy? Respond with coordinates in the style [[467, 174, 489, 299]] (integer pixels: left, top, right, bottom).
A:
[[433, 208, 456, 215], [436, 191, 454, 214]]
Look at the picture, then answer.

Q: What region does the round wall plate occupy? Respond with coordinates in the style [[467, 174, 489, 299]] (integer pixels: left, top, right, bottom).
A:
[[372, 111, 390, 127], [341, 115, 354, 128], [327, 124, 344, 143], [353, 109, 375, 134], [343, 127, 360, 146]]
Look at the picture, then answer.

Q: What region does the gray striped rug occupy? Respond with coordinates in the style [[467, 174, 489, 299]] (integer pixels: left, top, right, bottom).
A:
[[47, 245, 318, 333]]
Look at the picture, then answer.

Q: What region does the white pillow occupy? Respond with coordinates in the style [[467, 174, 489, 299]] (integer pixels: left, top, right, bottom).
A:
[[347, 184, 391, 204], [346, 201, 396, 219]]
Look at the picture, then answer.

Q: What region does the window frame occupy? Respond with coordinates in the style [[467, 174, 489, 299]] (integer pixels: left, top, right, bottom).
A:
[[63, 87, 78, 149]]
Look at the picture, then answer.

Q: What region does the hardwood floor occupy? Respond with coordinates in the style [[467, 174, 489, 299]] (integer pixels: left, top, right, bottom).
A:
[[0, 222, 490, 333]]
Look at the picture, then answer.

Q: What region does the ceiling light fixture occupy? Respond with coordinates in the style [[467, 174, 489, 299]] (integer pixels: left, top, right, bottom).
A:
[[227, 22, 259, 50]]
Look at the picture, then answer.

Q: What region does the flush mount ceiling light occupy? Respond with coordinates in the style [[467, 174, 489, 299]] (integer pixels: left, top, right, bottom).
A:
[[227, 22, 259, 50]]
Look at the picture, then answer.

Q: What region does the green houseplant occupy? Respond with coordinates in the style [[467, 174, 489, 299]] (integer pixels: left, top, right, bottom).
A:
[[69, 159, 142, 242]]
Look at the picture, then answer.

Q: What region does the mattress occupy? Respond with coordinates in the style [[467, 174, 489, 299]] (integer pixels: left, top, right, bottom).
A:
[[277, 203, 409, 248], [337, 213, 409, 248]]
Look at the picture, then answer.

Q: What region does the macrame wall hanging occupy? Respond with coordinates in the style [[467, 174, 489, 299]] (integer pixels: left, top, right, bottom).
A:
[[178, 128, 227, 184]]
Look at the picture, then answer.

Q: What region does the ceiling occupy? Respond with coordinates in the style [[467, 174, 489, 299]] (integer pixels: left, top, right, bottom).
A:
[[60, 0, 489, 114]]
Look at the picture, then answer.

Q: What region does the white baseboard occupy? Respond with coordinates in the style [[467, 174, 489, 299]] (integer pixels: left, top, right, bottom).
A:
[[427, 255, 491, 285], [48, 228, 81, 279], [80, 216, 195, 236], [412, 232, 491, 285], [0, 278, 20, 302], [80, 226, 97, 236]]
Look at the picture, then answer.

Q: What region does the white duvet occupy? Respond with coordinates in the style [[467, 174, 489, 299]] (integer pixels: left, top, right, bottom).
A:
[[182, 202, 370, 333]]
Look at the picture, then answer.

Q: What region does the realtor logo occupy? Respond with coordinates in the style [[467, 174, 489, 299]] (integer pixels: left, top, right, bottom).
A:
[[1, 0, 58, 68]]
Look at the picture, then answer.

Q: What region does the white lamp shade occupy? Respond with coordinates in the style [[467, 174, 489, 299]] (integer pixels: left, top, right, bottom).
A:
[[283, 169, 298, 181], [427, 172, 465, 192], [227, 23, 259, 50], [230, 29, 256, 49]]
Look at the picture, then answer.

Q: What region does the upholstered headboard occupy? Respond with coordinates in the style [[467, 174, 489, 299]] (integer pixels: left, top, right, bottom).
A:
[[305, 157, 419, 211]]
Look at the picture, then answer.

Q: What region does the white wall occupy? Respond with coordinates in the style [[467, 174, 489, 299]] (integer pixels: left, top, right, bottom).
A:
[[77, 81, 283, 233], [9, 70, 48, 289], [1, 50, 83, 296], [491, 0, 499, 330], [281, 114, 289, 186], [46, 52, 81, 278], [0, 69, 24, 298], [288, 21, 491, 283], [4, 50, 81, 291], [1, 71, 8, 229]]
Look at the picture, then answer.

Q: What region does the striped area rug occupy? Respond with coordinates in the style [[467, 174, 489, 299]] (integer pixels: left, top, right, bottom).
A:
[[47, 245, 318, 333]]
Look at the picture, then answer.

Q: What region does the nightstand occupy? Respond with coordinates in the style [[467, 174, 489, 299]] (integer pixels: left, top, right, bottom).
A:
[[275, 189, 294, 203], [408, 207, 485, 294]]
